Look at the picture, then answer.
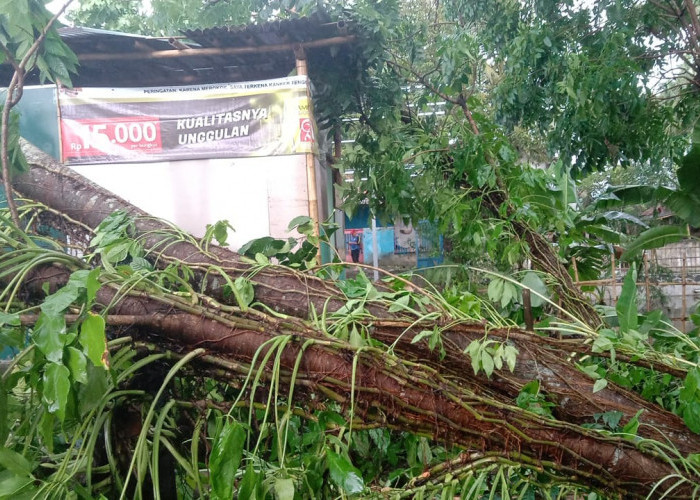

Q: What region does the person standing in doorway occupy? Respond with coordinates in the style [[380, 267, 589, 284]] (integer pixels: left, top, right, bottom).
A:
[[349, 233, 361, 263]]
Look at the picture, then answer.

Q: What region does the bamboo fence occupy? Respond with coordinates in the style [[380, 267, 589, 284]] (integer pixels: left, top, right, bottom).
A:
[[573, 242, 700, 332]]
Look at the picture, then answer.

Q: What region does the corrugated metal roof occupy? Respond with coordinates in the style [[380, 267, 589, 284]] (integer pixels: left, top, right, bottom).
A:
[[1, 16, 355, 88], [182, 13, 342, 48], [58, 26, 184, 51]]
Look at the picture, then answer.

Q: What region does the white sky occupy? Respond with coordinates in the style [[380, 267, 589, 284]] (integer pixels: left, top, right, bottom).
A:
[[47, 0, 76, 23]]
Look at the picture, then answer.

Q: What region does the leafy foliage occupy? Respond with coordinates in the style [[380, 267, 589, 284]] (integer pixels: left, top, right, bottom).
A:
[[0, 0, 78, 85]]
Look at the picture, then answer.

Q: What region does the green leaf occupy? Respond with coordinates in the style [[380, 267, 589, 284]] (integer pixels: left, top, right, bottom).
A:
[[210, 420, 246, 500], [600, 410, 623, 429], [666, 191, 700, 227], [287, 215, 313, 231], [369, 428, 390, 454], [621, 410, 643, 436], [411, 329, 434, 344], [520, 272, 547, 307], [683, 402, 700, 434], [238, 463, 262, 500], [387, 293, 410, 312], [232, 277, 255, 310], [206, 220, 234, 246], [503, 345, 518, 372], [500, 282, 518, 308], [41, 285, 80, 317], [102, 240, 131, 263], [130, 256, 152, 272], [0, 447, 33, 476], [0, 311, 20, 327], [465, 340, 482, 374], [38, 412, 55, 453], [621, 226, 688, 261], [66, 346, 88, 384], [43, 363, 71, 422], [616, 264, 638, 332], [0, 470, 33, 497], [349, 326, 365, 348], [487, 278, 504, 303], [481, 350, 494, 377], [677, 143, 700, 194], [520, 380, 540, 395], [79, 313, 107, 368], [326, 449, 364, 494], [592, 378, 608, 393], [580, 364, 601, 379], [274, 477, 295, 500], [33, 312, 67, 363], [592, 335, 614, 353], [680, 369, 700, 402], [77, 363, 109, 416], [68, 269, 101, 305]]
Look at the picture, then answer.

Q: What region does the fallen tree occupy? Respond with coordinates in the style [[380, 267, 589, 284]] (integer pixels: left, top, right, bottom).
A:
[[2, 141, 699, 498], [14, 264, 697, 498]]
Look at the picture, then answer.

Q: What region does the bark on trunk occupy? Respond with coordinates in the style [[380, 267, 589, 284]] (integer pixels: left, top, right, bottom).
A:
[[15, 141, 698, 451]]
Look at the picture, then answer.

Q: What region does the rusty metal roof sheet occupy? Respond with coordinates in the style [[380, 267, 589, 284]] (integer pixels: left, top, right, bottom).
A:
[[2, 15, 354, 88], [182, 13, 341, 48]]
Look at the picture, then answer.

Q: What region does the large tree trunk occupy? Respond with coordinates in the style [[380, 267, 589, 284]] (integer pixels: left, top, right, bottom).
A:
[[18, 263, 698, 498], [12, 141, 700, 496]]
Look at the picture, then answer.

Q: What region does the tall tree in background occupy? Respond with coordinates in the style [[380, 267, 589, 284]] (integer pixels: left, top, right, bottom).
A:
[[332, 0, 699, 324]]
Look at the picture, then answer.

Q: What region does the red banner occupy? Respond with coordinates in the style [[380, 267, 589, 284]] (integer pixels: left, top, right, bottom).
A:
[[58, 77, 315, 164]]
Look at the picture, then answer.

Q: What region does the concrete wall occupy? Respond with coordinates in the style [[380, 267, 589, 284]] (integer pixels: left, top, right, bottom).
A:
[[72, 155, 310, 251]]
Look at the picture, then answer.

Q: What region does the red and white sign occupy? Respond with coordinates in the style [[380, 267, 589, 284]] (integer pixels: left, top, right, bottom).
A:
[[58, 77, 316, 164], [61, 116, 163, 159]]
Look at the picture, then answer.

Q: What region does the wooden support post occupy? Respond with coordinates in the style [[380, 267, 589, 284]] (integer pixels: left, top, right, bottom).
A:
[[644, 252, 651, 312], [682, 250, 687, 332], [294, 46, 321, 265], [523, 288, 533, 332], [571, 257, 579, 283], [611, 252, 617, 303]]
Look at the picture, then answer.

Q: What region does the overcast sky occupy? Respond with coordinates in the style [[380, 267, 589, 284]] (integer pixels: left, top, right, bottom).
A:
[[47, 0, 75, 23]]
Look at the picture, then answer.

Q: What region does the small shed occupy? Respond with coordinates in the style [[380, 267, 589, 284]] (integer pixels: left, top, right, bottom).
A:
[[2, 15, 355, 256]]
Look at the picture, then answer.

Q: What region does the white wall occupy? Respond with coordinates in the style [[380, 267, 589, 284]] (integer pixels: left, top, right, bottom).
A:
[[71, 155, 309, 251]]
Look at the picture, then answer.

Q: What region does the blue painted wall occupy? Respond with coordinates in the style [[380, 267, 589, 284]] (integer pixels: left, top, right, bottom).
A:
[[362, 227, 395, 263], [13, 86, 60, 159]]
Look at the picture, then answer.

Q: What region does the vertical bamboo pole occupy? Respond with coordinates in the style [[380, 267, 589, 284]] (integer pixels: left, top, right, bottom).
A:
[[644, 252, 651, 312], [55, 83, 64, 163], [523, 288, 533, 332], [611, 252, 617, 303], [571, 257, 579, 282], [294, 46, 321, 265], [371, 217, 379, 282], [682, 250, 687, 332]]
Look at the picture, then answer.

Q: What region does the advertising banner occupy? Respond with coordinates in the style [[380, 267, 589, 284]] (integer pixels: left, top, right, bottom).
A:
[[58, 77, 316, 164]]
